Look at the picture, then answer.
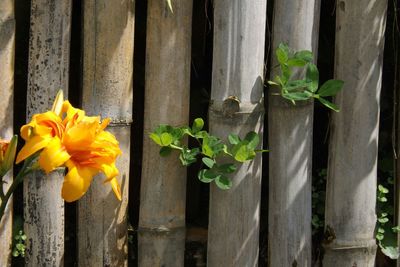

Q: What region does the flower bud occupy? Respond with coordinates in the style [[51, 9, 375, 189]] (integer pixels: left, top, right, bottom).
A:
[[0, 135, 18, 176]]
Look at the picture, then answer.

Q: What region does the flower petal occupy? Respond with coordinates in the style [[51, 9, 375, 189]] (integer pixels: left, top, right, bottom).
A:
[[61, 161, 97, 202], [16, 135, 51, 164], [100, 162, 119, 182], [109, 177, 122, 201], [38, 137, 70, 173]]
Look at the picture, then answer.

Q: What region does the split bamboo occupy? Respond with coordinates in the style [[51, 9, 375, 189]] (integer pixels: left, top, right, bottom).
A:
[[24, 1, 71, 266], [323, 0, 388, 265], [207, 1, 266, 266], [0, 0, 14, 265], [268, 1, 320, 266], [138, 1, 192, 266], [78, 0, 134, 266]]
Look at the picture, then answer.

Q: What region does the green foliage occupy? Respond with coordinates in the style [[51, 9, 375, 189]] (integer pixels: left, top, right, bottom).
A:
[[268, 43, 344, 112], [150, 118, 267, 190], [376, 173, 400, 259], [312, 169, 326, 235], [12, 216, 27, 258]]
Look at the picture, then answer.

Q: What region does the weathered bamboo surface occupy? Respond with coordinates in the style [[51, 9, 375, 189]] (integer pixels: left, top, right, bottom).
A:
[[268, 1, 320, 266], [138, 0, 192, 266], [24, 1, 71, 266], [0, 0, 14, 265], [207, 1, 266, 266], [323, 0, 387, 266], [78, 0, 134, 266]]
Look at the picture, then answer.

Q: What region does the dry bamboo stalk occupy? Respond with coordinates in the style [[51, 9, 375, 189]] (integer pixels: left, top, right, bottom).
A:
[[268, 1, 321, 266], [24, 1, 71, 266], [207, 1, 266, 266], [78, 0, 134, 266], [323, 0, 387, 265], [138, 1, 192, 266], [0, 0, 15, 265]]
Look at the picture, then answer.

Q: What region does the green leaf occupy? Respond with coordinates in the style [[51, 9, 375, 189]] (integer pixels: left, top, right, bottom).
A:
[[159, 146, 172, 157], [160, 133, 173, 146], [194, 130, 208, 139], [276, 43, 289, 64], [378, 196, 388, 202], [202, 157, 215, 168], [228, 134, 241, 145], [149, 133, 162, 146], [378, 217, 389, 224], [198, 169, 219, 183], [283, 92, 312, 101], [284, 80, 311, 91], [233, 145, 251, 162], [306, 63, 319, 92], [281, 64, 291, 83], [202, 135, 224, 158], [378, 227, 385, 234], [215, 175, 232, 190], [392, 226, 400, 233], [179, 147, 199, 166], [376, 233, 384, 241], [217, 163, 237, 174], [318, 79, 344, 97], [192, 118, 204, 133], [294, 50, 313, 62], [244, 131, 259, 150], [378, 185, 389, 194], [381, 246, 399, 259], [318, 97, 339, 112], [287, 58, 307, 67]]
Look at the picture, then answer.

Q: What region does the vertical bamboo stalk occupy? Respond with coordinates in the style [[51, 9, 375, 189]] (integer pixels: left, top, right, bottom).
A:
[[268, 1, 320, 266], [24, 1, 71, 266], [138, 1, 192, 266], [0, 0, 14, 265], [207, 1, 266, 266], [323, 0, 387, 265], [78, 0, 134, 266]]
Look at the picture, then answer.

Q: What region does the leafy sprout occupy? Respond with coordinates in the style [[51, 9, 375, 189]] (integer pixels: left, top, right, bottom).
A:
[[268, 43, 344, 112]]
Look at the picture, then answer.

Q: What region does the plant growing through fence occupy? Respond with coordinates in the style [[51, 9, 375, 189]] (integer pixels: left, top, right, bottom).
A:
[[150, 118, 267, 189], [268, 43, 344, 111], [375, 159, 400, 260]]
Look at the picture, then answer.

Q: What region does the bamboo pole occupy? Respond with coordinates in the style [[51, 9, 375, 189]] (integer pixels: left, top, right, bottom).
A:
[[78, 0, 134, 266], [138, 1, 192, 266], [207, 1, 266, 266], [24, 1, 71, 266], [0, 0, 14, 265], [268, 1, 320, 266], [323, 0, 387, 265]]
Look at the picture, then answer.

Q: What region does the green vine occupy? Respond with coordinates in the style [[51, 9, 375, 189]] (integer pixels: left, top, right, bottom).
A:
[[150, 118, 267, 189], [268, 43, 344, 111]]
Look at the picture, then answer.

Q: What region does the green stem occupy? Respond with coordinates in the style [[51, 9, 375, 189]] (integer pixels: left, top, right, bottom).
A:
[[0, 159, 34, 223]]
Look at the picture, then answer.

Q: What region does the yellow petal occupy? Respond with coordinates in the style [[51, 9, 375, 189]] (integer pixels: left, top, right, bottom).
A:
[[38, 137, 70, 173], [61, 161, 97, 202], [63, 120, 99, 149], [109, 177, 122, 201], [51, 90, 64, 116], [16, 136, 51, 164], [100, 162, 119, 182], [62, 100, 85, 123]]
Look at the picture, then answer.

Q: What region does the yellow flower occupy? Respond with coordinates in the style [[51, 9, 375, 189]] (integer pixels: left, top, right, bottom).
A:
[[16, 100, 122, 202]]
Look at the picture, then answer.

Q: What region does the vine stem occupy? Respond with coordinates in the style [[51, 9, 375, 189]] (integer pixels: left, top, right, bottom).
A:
[[0, 157, 35, 223]]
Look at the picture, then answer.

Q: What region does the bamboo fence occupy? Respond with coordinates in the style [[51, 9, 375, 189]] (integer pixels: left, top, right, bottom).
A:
[[0, 0, 395, 266]]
